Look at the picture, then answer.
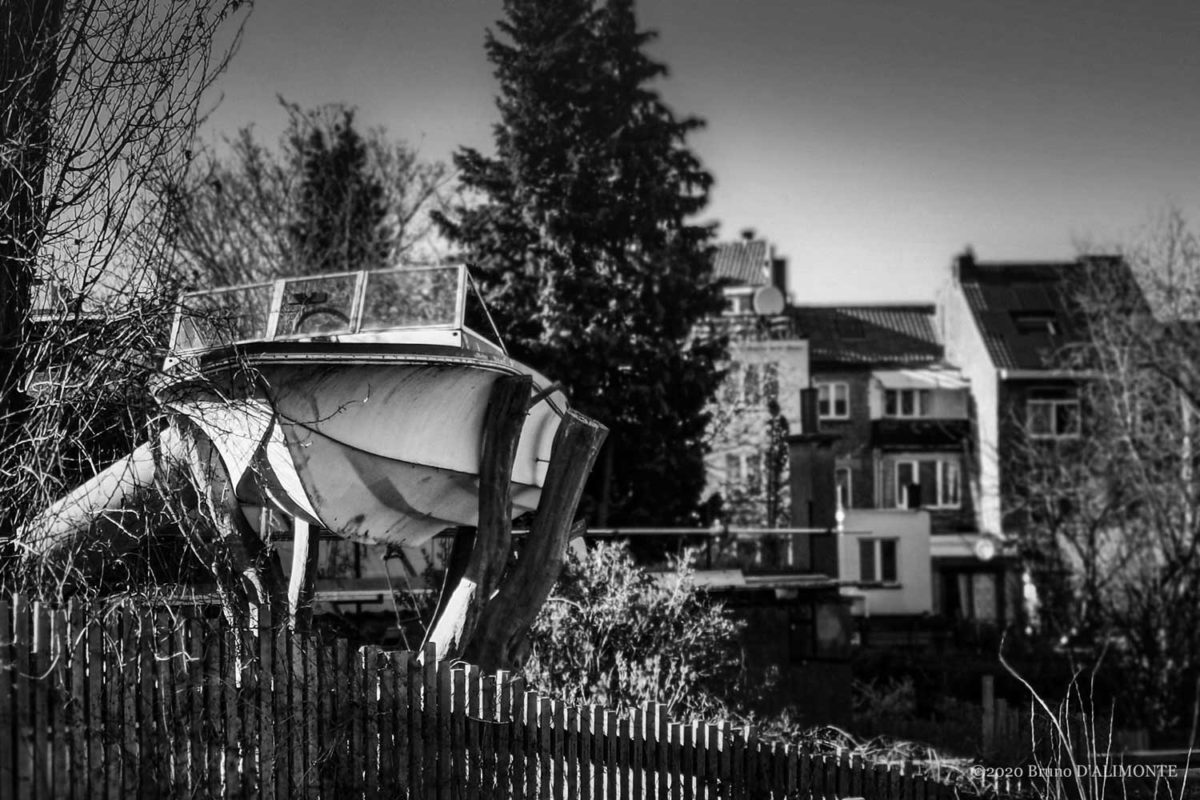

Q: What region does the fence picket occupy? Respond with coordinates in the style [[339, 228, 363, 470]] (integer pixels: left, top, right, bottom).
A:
[[526, 692, 541, 799], [364, 646, 380, 800], [0, 599, 11, 800], [423, 644, 438, 799], [628, 707, 642, 800], [566, 705, 579, 800], [438, 660, 453, 798], [589, 706, 603, 800], [32, 604, 51, 800], [607, 711, 622, 800], [451, 665, 466, 800], [507, 676, 523, 800], [495, 671, 510, 799], [687, 722, 700, 800], [467, 666, 483, 800], [378, 652, 396, 797]]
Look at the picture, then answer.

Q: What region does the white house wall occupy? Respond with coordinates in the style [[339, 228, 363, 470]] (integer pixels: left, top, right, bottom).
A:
[[936, 279, 1002, 537], [840, 509, 933, 615]]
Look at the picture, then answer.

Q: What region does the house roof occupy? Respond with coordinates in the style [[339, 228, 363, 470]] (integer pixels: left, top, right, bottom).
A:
[[789, 305, 942, 366], [954, 254, 1141, 371], [713, 239, 771, 286]]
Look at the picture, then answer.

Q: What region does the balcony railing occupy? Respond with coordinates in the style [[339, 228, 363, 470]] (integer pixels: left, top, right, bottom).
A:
[[169, 264, 470, 354], [693, 314, 799, 343]]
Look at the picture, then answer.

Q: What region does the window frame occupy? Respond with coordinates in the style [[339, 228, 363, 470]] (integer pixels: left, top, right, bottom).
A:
[[859, 538, 900, 584], [883, 388, 929, 419], [817, 381, 850, 420], [892, 457, 962, 509], [1027, 398, 1081, 440], [835, 465, 853, 510], [723, 451, 764, 493]]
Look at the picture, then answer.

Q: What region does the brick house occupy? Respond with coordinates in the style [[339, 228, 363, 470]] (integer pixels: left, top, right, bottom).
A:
[[936, 251, 1144, 629], [789, 304, 981, 624]]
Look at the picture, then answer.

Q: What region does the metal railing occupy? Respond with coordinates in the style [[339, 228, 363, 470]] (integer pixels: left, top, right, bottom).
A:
[[168, 264, 470, 353]]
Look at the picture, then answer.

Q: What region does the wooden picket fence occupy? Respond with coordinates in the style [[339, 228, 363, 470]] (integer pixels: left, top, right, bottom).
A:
[[0, 596, 966, 799]]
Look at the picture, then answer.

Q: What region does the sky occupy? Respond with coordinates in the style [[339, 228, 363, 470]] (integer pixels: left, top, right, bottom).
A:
[[204, 0, 1200, 303]]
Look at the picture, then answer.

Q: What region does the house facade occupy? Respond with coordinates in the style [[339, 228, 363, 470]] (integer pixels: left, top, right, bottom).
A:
[[937, 251, 1143, 629], [701, 233, 807, 527]]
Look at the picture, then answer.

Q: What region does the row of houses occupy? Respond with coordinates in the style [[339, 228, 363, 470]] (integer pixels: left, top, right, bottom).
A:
[[701, 231, 1135, 640]]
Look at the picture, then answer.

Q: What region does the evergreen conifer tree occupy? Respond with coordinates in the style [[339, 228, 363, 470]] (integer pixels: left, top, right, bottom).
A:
[[440, 0, 727, 525], [289, 110, 389, 273]]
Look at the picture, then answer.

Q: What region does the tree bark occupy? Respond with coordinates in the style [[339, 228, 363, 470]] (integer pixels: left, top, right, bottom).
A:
[[465, 409, 607, 671], [422, 374, 532, 661]]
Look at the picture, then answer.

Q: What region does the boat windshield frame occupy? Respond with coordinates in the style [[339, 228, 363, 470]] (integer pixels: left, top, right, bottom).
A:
[[168, 264, 504, 355]]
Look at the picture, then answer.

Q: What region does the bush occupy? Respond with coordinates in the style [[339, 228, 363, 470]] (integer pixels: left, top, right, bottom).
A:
[[524, 541, 742, 718]]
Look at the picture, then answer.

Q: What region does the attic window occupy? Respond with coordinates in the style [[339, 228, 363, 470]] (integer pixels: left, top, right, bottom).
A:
[[1011, 311, 1058, 335]]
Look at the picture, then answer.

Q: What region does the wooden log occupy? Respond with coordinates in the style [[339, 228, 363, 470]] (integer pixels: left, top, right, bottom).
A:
[[287, 518, 320, 632], [424, 375, 532, 662], [467, 409, 607, 671]]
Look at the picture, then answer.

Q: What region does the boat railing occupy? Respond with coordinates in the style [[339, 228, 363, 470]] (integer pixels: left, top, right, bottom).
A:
[[169, 264, 471, 354]]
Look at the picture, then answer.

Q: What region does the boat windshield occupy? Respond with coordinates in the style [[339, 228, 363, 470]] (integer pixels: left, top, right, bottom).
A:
[[171, 265, 479, 353]]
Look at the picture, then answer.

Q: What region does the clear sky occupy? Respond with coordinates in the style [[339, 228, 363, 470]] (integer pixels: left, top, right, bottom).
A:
[[205, 0, 1200, 303]]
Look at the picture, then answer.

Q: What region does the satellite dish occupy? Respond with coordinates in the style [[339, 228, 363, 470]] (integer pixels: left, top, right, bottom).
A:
[[752, 285, 785, 315], [974, 536, 997, 562]]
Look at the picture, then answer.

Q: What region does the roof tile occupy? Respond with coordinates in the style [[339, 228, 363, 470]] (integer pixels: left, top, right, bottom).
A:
[[789, 305, 942, 365]]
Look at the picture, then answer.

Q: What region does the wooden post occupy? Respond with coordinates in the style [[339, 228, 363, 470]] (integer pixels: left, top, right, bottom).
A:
[[287, 517, 320, 632], [465, 409, 607, 671], [422, 374, 533, 662], [981, 675, 995, 755]]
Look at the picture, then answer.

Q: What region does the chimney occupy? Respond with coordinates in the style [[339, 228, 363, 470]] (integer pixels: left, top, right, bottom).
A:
[[799, 387, 819, 434], [771, 256, 788, 298], [787, 400, 840, 576], [953, 247, 976, 285], [740, 228, 756, 241]]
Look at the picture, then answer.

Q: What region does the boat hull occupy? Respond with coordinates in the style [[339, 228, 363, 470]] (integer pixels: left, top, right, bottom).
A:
[[158, 344, 564, 547]]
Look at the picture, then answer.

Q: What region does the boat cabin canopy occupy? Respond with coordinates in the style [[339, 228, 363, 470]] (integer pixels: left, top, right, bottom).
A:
[[168, 264, 506, 358]]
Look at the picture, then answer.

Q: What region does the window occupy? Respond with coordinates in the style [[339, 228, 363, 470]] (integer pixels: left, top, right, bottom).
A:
[[1027, 398, 1080, 439], [884, 388, 929, 418], [859, 538, 898, 584], [893, 457, 961, 509], [722, 362, 765, 406], [724, 452, 763, 492], [835, 466, 853, 510], [817, 382, 849, 419], [725, 289, 754, 315], [1011, 311, 1058, 335]]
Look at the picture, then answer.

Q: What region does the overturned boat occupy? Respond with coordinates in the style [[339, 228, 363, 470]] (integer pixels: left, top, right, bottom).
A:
[[26, 264, 569, 556]]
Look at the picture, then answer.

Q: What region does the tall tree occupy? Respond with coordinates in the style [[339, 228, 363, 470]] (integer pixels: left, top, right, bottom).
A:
[[164, 101, 452, 285], [439, 0, 727, 526], [288, 109, 388, 274]]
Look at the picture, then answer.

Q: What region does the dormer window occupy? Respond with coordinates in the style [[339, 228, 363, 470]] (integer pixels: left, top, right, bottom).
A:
[[1011, 311, 1058, 335]]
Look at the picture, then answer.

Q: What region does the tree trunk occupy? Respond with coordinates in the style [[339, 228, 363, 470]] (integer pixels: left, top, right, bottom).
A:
[[465, 409, 607, 671], [422, 374, 532, 661]]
